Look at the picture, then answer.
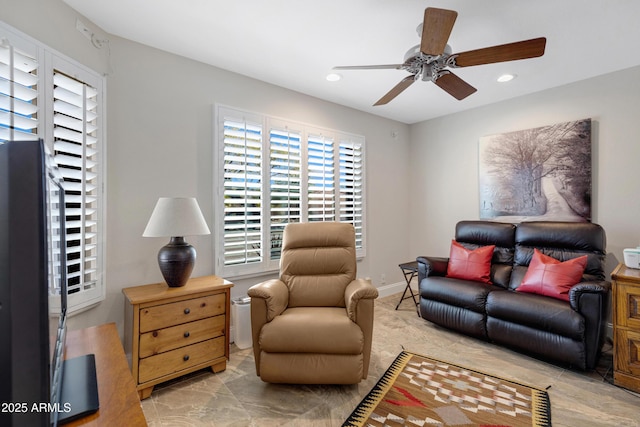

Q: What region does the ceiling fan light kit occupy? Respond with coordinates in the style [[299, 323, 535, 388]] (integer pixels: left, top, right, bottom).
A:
[[333, 7, 546, 105]]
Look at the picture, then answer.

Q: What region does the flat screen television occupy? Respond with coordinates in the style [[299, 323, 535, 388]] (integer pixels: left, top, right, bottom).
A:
[[0, 139, 99, 426]]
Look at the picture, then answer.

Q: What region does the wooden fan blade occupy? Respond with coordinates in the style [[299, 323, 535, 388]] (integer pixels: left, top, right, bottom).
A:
[[373, 75, 416, 106], [333, 64, 403, 70], [434, 71, 477, 100], [420, 7, 458, 56], [453, 37, 547, 67]]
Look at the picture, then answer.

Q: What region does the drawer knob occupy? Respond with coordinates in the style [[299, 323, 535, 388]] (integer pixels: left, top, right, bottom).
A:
[[184, 308, 191, 315], [183, 355, 190, 362], [184, 331, 190, 338]]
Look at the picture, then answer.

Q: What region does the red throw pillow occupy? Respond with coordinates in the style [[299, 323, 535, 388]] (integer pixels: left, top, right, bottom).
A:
[[517, 249, 588, 301], [446, 240, 495, 284]]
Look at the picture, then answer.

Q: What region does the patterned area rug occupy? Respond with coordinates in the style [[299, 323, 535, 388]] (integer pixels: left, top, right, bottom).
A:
[[344, 351, 551, 427]]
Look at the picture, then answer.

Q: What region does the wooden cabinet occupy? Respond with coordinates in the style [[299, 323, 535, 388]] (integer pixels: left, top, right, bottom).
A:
[[611, 263, 640, 393], [123, 275, 233, 399]]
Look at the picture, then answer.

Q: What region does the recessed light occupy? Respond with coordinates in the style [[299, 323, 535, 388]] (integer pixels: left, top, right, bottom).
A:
[[497, 73, 516, 83], [326, 73, 342, 82]]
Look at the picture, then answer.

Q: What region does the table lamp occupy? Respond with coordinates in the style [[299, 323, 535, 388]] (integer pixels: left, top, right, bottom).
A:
[[143, 197, 210, 287]]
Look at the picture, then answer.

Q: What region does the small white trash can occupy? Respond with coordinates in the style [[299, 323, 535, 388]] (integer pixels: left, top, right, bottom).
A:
[[231, 296, 252, 349]]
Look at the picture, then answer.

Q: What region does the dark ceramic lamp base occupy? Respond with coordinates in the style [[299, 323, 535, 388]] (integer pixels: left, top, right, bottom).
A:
[[158, 236, 196, 287]]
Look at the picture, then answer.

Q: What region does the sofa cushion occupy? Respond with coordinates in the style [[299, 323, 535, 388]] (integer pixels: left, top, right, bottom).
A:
[[517, 249, 587, 301], [259, 307, 363, 354], [280, 222, 356, 307], [455, 221, 516, 249], [512, 221, 607, 286], [455, 221, 516, 287], [486, 319, 587, 369], [421, 299, 487, 339], [420, 276, 500, 313], [446, 241, 495, 284], [486, 290, 585, 340]]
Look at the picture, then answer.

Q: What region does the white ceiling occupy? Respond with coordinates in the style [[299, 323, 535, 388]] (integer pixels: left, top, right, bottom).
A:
[[63, 0, 640, 124]]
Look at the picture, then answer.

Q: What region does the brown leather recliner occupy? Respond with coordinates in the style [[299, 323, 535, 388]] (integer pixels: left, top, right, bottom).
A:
[[247, 222, 378, 384]]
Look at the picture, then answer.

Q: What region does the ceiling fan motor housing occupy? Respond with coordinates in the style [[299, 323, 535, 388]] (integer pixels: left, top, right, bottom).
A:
[[403, 44, 453, 81]]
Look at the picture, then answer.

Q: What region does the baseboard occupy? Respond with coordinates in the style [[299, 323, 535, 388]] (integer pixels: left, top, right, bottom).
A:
[[376, 281, 408, 298]]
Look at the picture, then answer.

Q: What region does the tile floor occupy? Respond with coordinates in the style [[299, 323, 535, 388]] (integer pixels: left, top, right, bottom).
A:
[[141, 294, 640, 426]]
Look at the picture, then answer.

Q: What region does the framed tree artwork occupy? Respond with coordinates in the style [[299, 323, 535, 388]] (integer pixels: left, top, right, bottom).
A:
[[479, 118, 591, 222]]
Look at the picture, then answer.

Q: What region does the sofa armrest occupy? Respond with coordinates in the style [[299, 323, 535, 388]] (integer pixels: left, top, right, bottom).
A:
[[248, 279, 289, 322], [345, 278, 378, 322], [569, 280, 611, 369], [247, 279, 288, 376], [345, 278, 377, 378], [417, 256, 449, 284], [568, 280, 611, 310]]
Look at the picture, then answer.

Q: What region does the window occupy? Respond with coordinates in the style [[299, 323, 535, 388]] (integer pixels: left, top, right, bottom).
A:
[[50, 66, 103, 312], [339, 140, 364, 248], [269, 125, 302, 262], [0, 34, 39, 141], [307, 133, 335, 222], [219, 114, 263, 269], [1, 22, 105, 314], [215, 106, 365, 278]]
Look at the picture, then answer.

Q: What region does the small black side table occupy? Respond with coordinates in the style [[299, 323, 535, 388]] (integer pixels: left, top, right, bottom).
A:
[[396, 261, 420, 317]]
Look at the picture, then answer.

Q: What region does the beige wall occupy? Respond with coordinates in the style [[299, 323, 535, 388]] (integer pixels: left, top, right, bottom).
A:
[[409, 65, 640, 276], [103, 36, 413, 334], [0, 0, 109, 74], [2, 0, 412, 335]]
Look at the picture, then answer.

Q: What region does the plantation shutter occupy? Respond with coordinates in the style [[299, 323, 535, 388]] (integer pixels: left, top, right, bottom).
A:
[[216, 106, 366, 277], [1, 21, 105, 313], [222, 117, 263, 267], [52, 71, 99, 299], [269, 127, 301, 261], [0, 39, 39, 142], [339, 138, 364, 252], [46, 167, 65, 313], [307, 134, 335, 222]]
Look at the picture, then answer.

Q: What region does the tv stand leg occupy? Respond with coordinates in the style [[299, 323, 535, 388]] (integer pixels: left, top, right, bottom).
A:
[[139, 386, 154, 400]]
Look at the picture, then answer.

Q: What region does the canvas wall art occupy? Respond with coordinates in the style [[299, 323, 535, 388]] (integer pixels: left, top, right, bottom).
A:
[[479, 118, 591, 222]]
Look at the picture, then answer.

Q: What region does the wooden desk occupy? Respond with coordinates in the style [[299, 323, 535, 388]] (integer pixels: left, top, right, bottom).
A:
[[64, 323, 146, 426]]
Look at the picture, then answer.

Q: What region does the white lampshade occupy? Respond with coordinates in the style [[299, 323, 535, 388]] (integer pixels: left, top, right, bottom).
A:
[[143, 197, 210, 237]]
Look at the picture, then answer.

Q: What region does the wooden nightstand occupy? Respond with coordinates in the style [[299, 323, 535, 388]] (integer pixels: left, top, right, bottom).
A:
[[123, 275, 233, 399], [611, 263, 640, 393]]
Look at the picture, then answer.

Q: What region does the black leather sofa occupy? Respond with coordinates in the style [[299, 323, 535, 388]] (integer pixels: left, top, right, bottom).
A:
[[417, 220, 610, 370]]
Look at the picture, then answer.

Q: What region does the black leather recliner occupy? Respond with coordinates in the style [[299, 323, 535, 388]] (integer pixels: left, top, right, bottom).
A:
[[417, 220, 610, 370]]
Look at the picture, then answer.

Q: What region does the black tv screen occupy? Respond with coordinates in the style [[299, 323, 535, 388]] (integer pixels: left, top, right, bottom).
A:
[[0, 140, 68, 426]]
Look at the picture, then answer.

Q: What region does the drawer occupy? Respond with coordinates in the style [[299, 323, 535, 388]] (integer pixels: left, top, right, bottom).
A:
[[615, 328, 640, 376], [140, 293, 225, 333], [139, 315, 225, 358], [615, 282, 640, 330], [138, 336, 225, 384]]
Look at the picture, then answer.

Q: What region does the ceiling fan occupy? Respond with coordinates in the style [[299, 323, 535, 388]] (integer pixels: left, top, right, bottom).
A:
[[333, 7, 546, 105]]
